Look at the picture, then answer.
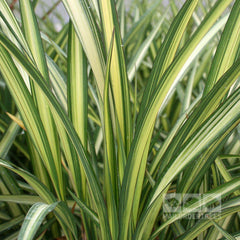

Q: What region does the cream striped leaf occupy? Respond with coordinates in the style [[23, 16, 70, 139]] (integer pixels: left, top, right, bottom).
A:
[[0, 31, 111, 240], [62, 0, 105, 97], [18, 202, 58, 240]]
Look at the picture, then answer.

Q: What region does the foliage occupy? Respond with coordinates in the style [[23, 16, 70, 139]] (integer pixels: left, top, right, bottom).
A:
[[0, 0, 240, 239]]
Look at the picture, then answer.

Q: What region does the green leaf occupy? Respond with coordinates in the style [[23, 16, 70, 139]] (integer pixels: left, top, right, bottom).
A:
[[62, 0, 105, 97], [177, 200, 240, 240], [127, 13, 166, 82], [0, 112, 26, 215], [45, 23, 69, 61], [150, 178, 240, 239], [68, 190, 99, 226], [123, 0, 162, 46], [67, 21, 90, 238], [67, 22, 87, 198], [0, 215, 24, 233], [155, 79, 240, 197], [19, 0, 64, 200], [160, 58, 240, 174], [203, 0, 240, 95], [18, 202, 58, 240], [0, 195, 41, 205], [148, 93, 201, 179], [119, 1, 199, 238], [207, 217, 236, 240], [138, 0, 199, 122], [0, 0, 30, 53], [215, 158, 240, 196], [0, 159, 78, 239], [0, 212, 10, 221], [0, 159, 55, 203], [0, 29, 111, 240], [134, 78, 240, 239], [0, 43, 61, 200], [99, 0, 132, 153], [103, 29, 119, 239]]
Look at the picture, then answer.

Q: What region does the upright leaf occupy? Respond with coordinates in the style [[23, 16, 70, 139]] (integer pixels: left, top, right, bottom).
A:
[[203, 0, 240, 95], [62, 0, 105, 97], [99, 0, 132, 154], [119, 1, 198, 238], [19, 0, 64, 199]]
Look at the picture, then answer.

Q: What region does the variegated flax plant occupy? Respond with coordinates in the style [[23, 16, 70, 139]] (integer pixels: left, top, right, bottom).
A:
[[0, 0, 240, 239]]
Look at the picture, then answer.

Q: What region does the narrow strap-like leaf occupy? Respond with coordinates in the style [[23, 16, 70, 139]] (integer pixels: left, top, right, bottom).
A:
[[119, 1, 198, 238], [103, 29, 119, 239], [0, 30, 111, 240], [207, 217, 236, 240], [68, 190, 99, 226], [150, 178, 240, 239], [203, 0, 240, 95], [134, 85, 240, 239], [127, 14, 166, 82], [0, 44, 61, 200], [177, 204, 240, 240], [0, 159, 78, 238], [99, 0, 132, 153], [18, 202, 58, 240], [19, 0, 64, 200], [137, 0, 199, 124], [62, 0, 105, 97]]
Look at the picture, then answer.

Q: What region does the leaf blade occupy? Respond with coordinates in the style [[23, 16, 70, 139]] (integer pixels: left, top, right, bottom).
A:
[[18, 202, 58, 240]]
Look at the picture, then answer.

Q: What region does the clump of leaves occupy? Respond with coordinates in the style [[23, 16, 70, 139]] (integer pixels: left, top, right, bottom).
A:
[[0, 0, 240, 239]]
